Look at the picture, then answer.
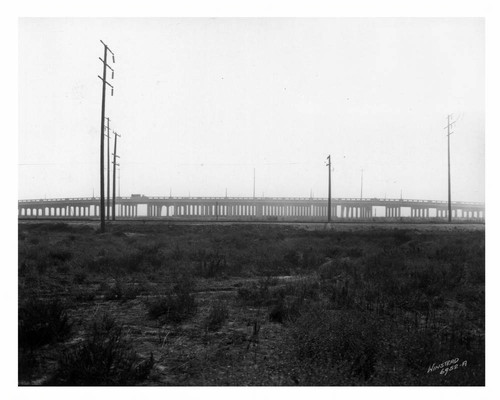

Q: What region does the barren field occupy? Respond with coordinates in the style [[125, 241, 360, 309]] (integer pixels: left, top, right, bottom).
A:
[[18, 221, 485, 386]]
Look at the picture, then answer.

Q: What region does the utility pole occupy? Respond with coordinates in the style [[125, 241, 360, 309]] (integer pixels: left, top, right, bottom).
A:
[[105, 118, 111, 221], [326, 155, 331, 222], [360, 169, 364, 199], [253, 168, 256, 199], [112, 130, 121, 221], [98, 40, 115, 233], [445, 114, 456, 223]]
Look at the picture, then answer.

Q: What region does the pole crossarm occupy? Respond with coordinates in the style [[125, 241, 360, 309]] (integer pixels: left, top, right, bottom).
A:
[[98, 76, 115, 94], [99, 57, 115, 76], [100, 40, 115, 58]]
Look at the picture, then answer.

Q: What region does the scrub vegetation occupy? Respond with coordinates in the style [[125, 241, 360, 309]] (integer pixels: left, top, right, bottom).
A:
[[18, 221, 484, 385]]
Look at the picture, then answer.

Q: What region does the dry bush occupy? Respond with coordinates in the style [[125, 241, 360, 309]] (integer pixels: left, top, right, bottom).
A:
[[146, 273, 197, 323], [204, 300, 229, 331], [18, 297, 72, 351], [286, 306, 381, 384], [48, 312, 154, 385]]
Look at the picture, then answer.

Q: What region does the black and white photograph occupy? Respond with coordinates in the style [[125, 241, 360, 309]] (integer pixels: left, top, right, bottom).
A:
[[7, 1, 496, 395]]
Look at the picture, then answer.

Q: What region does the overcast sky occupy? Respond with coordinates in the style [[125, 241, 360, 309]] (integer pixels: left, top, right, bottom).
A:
[[18, 18, 484, 202]]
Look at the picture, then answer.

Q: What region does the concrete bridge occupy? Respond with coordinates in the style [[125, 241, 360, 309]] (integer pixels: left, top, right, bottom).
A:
[[18, 195, 485, 221]]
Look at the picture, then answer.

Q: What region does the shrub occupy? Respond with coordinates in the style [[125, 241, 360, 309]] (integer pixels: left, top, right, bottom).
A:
[[393, 229, 412, 245], [48, 313, 154, 385], [269, 296, 303, 323], [73, 270, 88, 284], [268, 278, 320, 323], [195, 251, 227, 278], [146, 274, 197, 323], [204, 300, 229, 331], [102, 279, 141, 302], [49, 249, 73, 263], [237, 281, 271, 306], [18, 297, 72, 350], [73, 288, 96, 302], [283, 249, 301, 267]]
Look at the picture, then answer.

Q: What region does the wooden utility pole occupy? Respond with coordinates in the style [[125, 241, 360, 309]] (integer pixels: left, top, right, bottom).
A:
[[253, 168, 255, 199], [327, 155, 331, 222], [445, 114, 456, 223], [112, 130, 121, 221], [360, 169, 364, 199], [106, 118, 111, 221], [98, 40, 115, 232]]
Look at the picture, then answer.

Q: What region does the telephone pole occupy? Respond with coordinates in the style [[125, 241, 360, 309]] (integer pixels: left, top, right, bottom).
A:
[[326, 155, 331, 222], [253, 168, 256, 199], [445, 114, 456, 223], [112, 130, 121, 221], [360, 169, 364, 199], [98, 40, 115, 233], [118, 167, 121, 198], [105, 118, 111, 221]]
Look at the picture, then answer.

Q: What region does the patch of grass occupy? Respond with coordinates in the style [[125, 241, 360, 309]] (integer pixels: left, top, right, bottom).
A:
[[286, 305, 382, 384]]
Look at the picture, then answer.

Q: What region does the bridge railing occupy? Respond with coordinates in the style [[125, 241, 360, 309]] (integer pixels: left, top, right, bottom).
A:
[[18, 196, 485, 207]]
